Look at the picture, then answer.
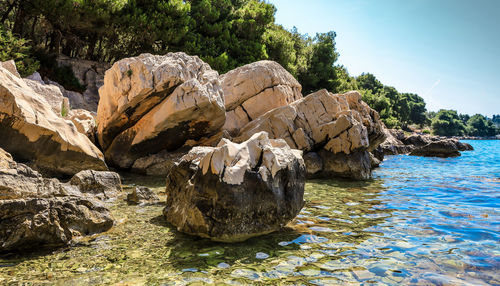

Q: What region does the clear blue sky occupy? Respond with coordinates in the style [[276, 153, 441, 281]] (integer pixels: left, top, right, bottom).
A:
[[268, 0, 500, 117]]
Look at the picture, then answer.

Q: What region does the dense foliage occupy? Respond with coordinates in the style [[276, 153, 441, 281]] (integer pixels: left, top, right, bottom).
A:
[[0, 26, 39, 77], [0, 0, 496, 136]]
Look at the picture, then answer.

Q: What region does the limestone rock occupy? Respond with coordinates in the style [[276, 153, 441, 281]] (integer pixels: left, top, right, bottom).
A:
[[379, 129, 474, 157], [55, 54, 110, 112], [69, 170, 122, 200], [221, 61, 302, 135], [163, 132, 305, 242], [0, 65, 107, 177], [127, 186, 160, 204], [303, 152, 323, 177], [379, 127, 412, 155], [0, 148, 113, 251], [97, 52, 225, 169], [235, 90, 386, 179], [45, 79, 92, 111], [0, 60, 20, 78], [26, 71, 43, 83], [67, 109, 97, 140], [409, 140, 461, 158], [131, 148, 188, 176], [23, 78, 70, 116]]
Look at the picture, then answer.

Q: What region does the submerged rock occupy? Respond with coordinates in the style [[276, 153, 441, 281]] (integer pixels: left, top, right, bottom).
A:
[[0, 148, 114, 252], [0, 65, 107, 177], [127, 186, 160, 204], [163, 132, 305, 242], [409, 140, 461, 158], [235, 90, 386, 180], [221, 61, 302, 136], [97, 52, 225, 169]]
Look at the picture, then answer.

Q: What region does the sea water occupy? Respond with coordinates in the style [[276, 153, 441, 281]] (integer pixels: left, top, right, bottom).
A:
[[1, 140, 498, 285]]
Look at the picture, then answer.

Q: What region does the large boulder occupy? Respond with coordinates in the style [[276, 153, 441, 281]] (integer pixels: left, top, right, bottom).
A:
[[235, 90, 386, 179], [409, 140, 461, 158], [163, 132, 305, 242], [220, 61, 302, 136], [23, 78, 70, 116], [97, 52, 226, 169], [0, 65, 107, 177], [0, 148, 114, 252]]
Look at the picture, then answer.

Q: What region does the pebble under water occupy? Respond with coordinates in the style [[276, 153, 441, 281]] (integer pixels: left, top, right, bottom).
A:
[[0, 140, 498, 285]]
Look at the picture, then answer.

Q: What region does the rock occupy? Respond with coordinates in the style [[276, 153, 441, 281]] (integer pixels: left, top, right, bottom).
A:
[[163, 132, 305, 242], [23, 78, 70, 116], [402, 134, 431, 147], [55, 54, 111, 112], [67, 109, 97, 140], [97, 52, 225, 169], [46, 79, 92, 111], [379, 129, 474, 156], [26, 71, 43, 83], [220, 61, 302, 135], [235, 90, 386, 179], [127, 186, 159, 204], [69, 170, 122, 200], [0, 65, 107, 177], [379, 127, 412, 155], [409, 140, 461, 158], [303, 152, 323, 177], [369, 152, 382, 168], [131, 148, 188, 176], [0, 148, 113, 252], [455, 140, 474, 151], [0, 60, 20, 78]]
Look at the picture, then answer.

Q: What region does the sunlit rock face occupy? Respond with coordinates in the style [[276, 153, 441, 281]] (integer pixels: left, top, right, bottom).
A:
[[220, 61, 302, 136], [0, 65, 107, 177], [97, 52, 226, 169], [163, 132, 305, 242], [0, 148, 116, 252], [235, 90, 386, 180]]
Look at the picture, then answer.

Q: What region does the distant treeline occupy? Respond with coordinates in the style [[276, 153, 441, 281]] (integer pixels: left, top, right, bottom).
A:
[[0, 0, 497, 136]]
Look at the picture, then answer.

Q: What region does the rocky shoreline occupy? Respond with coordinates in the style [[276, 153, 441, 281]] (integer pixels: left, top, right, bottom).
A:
[[0, 53, 475, 250]]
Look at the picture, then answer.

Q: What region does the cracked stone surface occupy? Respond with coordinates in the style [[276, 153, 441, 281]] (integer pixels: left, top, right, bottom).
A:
[[163, 131, 305, 242], [96, 52, 226, 169], [220, 61, 302, 136], [235, 90, 386, 179]]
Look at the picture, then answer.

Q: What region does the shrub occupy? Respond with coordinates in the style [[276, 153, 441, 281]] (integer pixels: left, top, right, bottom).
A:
[[0, 27, 39, 77]]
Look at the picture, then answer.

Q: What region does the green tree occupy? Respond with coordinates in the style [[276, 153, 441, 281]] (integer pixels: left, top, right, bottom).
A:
[[431, 109, 466, 136], [466, 114, 496, 137], [0, 26, 39, 76], [356, 73, 383, 94], [335, 65, 358, 93], [298, 31, 338, 94]]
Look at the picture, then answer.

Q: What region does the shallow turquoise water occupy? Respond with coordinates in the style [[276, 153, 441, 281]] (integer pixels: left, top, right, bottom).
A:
[[0, 140, 498, 285]]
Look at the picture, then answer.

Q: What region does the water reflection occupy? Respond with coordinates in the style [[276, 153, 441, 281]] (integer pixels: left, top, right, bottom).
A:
[[1, 141, 499, 285]]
